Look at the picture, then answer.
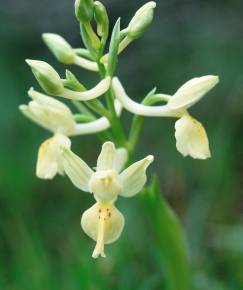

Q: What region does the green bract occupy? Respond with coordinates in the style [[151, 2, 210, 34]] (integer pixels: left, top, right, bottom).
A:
[[75, 0, 94, 23], [26, 60, 64, 96], [42, 33, 76, 64], [128, 1, 156, 39]]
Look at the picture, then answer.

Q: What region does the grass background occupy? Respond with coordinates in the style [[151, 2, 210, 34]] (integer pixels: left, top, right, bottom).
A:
[[0, 0, 243, 289]]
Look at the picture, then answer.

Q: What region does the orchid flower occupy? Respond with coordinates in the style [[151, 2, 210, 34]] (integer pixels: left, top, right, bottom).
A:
[[19, 89, 122, 179], [25, 59, 110, 100], [62, 141, 154, 258], [112, 76, 219, 159]]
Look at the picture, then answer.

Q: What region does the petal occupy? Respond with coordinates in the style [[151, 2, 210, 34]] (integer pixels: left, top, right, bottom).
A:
[[81, 202, 125, 258], [114, 148, 128, 173], [89, 170, 122, 202], [62, 148, 94, 192], [119, 155, 154, 197], [175, 114, 211, 159], [28, 100, 75, 135], [28, 88, 72, 115], [168, 75, 219, 110], [36, 134, 71, 179], [96, 141, 116, 171], [19, 104, 49, 131]]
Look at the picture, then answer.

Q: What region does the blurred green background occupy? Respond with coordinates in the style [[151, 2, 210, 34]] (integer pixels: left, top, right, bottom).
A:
[[0, 0, 243, 289]]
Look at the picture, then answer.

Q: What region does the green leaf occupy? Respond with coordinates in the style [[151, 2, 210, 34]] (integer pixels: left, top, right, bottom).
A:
[[106, 18, 121, 77], [140, 175, 190, 290]]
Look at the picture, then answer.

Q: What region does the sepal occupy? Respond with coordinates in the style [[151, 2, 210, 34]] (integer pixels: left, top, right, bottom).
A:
[[26, 59, 64, 96], [42, 33, 76, 64]]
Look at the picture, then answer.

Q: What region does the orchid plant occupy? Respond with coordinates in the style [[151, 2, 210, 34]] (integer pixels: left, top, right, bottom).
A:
[[20, 0, 219, 287]]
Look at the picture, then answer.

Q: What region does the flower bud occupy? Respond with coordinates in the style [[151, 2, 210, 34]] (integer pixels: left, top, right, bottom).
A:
[[127, 1, 156, 39], [42, 33, 76, 64], [94, 1, 109, 37], [75, 0, 94, 23], [25, 60, 64, 96]]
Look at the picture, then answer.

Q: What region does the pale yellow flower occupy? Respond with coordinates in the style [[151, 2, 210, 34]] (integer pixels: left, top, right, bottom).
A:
[[62, 141, 154, 258], [20, 89, 122, 179], [112, 75, 219, 159]]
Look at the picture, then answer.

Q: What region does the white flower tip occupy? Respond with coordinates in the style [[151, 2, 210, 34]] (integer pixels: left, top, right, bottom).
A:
[[102, 141, 115, 150], [92, 250, 106, 259], [146, 155, 154, 163], [19, 104, 27, 111], [25, 59, 42, 67], [148, 1, 157, 8], [42, 32, 53, 39], [25, 59, 34, 66], [27, 87, 35, 98]]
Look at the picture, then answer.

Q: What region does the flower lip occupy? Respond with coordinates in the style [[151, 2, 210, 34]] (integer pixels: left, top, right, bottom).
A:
[[175, 113, 211, 159]]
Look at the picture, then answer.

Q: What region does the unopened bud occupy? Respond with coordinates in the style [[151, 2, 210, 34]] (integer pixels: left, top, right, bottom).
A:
[[26, 59, 64, 96], [42, 33, 76, 64], [128, 1, 156, 39], [94, 1, 109, 37], [75, 0, 94, 23]]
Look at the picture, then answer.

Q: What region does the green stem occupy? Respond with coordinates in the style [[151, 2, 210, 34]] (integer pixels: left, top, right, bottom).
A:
[[72, 100, 95, 119], [128, 94, 169, 156], [96, 59, 128, 149], [105, 89, 127, 148], [73, 48, 94, 60], [73, 114, 95, 123], [86, 99, 111, 119]]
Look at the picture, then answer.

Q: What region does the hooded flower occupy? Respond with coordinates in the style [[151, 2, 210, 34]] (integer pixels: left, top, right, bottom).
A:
[[112, 75, 219, 159], [19, 89, 122, 179], [26, 59, 110, 100], [62, 141, 154, 258]]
